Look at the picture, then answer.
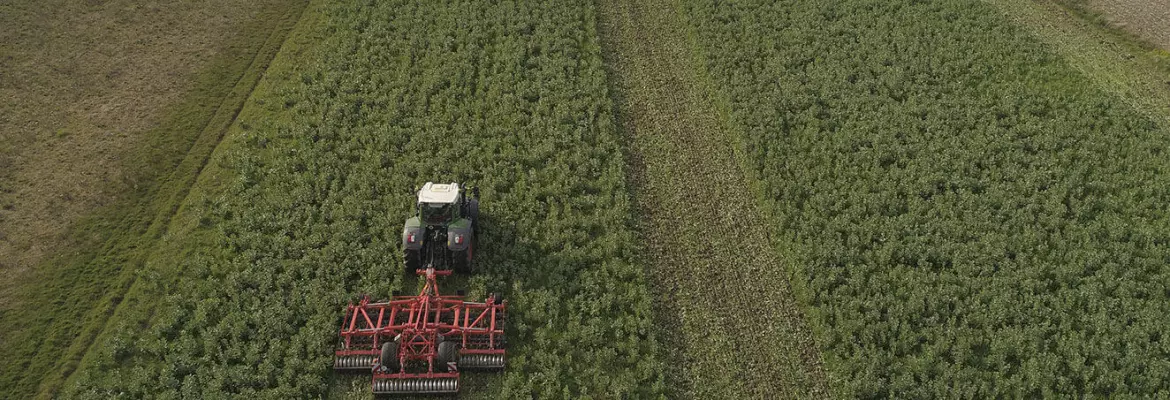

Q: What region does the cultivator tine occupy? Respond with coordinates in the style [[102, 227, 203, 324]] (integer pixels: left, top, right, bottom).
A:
[[372, 378, 459, 394]]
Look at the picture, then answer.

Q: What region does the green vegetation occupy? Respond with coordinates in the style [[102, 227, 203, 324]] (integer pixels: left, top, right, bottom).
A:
[[0, 2, 308, 398], [680, 0, 1170, 397], [62, 0, 661, 398]]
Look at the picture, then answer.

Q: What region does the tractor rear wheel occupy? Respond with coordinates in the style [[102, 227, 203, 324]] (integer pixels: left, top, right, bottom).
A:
[[451, 240, 473, 273], [404, 248, 422, 273], [468, 198, 480, 234]]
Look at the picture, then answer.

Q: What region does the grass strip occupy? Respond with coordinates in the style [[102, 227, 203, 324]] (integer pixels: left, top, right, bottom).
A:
[[597, 0, 830, 398]]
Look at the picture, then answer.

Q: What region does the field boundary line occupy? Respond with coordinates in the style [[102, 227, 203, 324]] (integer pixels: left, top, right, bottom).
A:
[[37, 2, 312, 397], [985, 0, 1170, 129]]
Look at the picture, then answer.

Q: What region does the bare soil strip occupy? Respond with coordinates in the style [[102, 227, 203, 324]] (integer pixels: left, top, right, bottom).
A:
[[596, 0, 829, 398], [0, 1, 309, 398]]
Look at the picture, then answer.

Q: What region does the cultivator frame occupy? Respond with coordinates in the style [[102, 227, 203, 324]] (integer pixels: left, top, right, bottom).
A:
[[334, 267, 507, 395]]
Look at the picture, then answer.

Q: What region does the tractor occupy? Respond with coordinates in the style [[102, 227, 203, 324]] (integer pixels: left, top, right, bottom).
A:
[[402, 182, 479, 273], [333, 182, 505, 395]]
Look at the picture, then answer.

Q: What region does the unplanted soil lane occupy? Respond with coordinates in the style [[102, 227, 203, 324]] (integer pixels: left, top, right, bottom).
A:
[[597, 0, 829, 398]]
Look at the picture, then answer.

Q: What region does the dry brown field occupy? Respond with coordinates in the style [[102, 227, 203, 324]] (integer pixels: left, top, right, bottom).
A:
[[1090, 0, 1170, 50], [0, 0, 285, 302]]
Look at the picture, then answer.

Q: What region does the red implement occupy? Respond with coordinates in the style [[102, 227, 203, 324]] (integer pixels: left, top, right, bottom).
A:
[[334, 267, 506, 395]]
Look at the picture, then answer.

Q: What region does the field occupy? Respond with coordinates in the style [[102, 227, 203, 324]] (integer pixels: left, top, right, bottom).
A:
[[680, 0, 1170, 396], [1076, 0, 1170, 50], [59, 0, 661, 398], [0, 0, 308, 397], [4, 0, 1170, 397]]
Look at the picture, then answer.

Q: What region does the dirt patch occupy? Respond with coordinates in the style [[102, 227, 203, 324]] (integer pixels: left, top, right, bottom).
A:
[[0, 0, 279, 302], [1089, 0, 1170, 50]]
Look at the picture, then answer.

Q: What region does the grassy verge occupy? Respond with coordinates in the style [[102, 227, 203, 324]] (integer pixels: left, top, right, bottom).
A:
[[0, 2, 308, 398], [597, 0, 829, 398], [1051, 0, 1170, 60], [63, 0, 663, 398], [681, 0, 1170, 396]]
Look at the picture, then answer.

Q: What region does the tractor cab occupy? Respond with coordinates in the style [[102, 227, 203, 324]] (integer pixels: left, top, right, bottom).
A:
[[403, 182, 479, 272], [417, 182, 462, 226]]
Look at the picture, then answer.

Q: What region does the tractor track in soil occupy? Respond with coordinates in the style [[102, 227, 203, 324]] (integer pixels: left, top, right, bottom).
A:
[[597, 0, 830, 398], [38, 2, 311, 397]]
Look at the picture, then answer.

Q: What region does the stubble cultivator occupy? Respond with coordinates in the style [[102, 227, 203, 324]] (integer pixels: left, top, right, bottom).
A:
[[334, 267, 507, 395]]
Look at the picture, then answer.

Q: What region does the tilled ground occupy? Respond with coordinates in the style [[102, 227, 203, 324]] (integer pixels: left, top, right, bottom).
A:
[[1089, 0, 1170, 50], [597, 0, 829, 398]]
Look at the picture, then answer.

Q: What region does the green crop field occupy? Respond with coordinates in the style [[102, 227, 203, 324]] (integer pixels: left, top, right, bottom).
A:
[[5, 0, 1170, 398], [680, 0, 1170, 397], [60, 0, 661, 398]]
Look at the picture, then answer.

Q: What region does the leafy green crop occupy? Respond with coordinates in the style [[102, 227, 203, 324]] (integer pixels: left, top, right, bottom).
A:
[[681, 0, 1170, 397], [63, 0, 662, 398]]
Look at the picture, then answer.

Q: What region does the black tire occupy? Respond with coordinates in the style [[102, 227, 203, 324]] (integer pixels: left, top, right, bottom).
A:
[[451, 239, 473, 273], [436, 339, 459, 369], [404, 248, 422, 273], [468, 198, 480, 234], [380, 341, 400, 372]]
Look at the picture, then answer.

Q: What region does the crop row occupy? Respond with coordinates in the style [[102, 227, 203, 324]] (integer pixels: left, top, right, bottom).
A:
[[63, 0, 661, 398], [681, 0, 1170, 397]]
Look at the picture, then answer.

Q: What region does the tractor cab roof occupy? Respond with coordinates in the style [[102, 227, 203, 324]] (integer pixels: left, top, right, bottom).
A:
[[417, 182, 461, 204]]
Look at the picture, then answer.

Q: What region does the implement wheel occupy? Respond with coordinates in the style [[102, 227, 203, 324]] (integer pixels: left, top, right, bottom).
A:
[[379, 341, 400, 372], [437, 339, 459, 370]]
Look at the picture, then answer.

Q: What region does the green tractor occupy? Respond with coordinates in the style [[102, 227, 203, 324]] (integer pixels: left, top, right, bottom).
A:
[[402, 182, 479, 273]]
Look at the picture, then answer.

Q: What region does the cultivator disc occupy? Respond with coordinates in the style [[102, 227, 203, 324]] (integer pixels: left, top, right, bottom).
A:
[[333, 267, 506, 395], [372, 377, 459, 394], [333, 354, 377, 370], [459, 353, 506, 369]]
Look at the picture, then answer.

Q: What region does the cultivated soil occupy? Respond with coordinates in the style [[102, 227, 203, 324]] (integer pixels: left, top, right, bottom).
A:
[[597, 0, 830, 398], [1089, 0, 1170, 50], [0, 0, 282, 302]]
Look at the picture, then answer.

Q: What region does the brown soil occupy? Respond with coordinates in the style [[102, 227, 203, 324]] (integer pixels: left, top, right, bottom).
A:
[[0, 0, 279, 302], [1089, 0, 1170, 50]]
